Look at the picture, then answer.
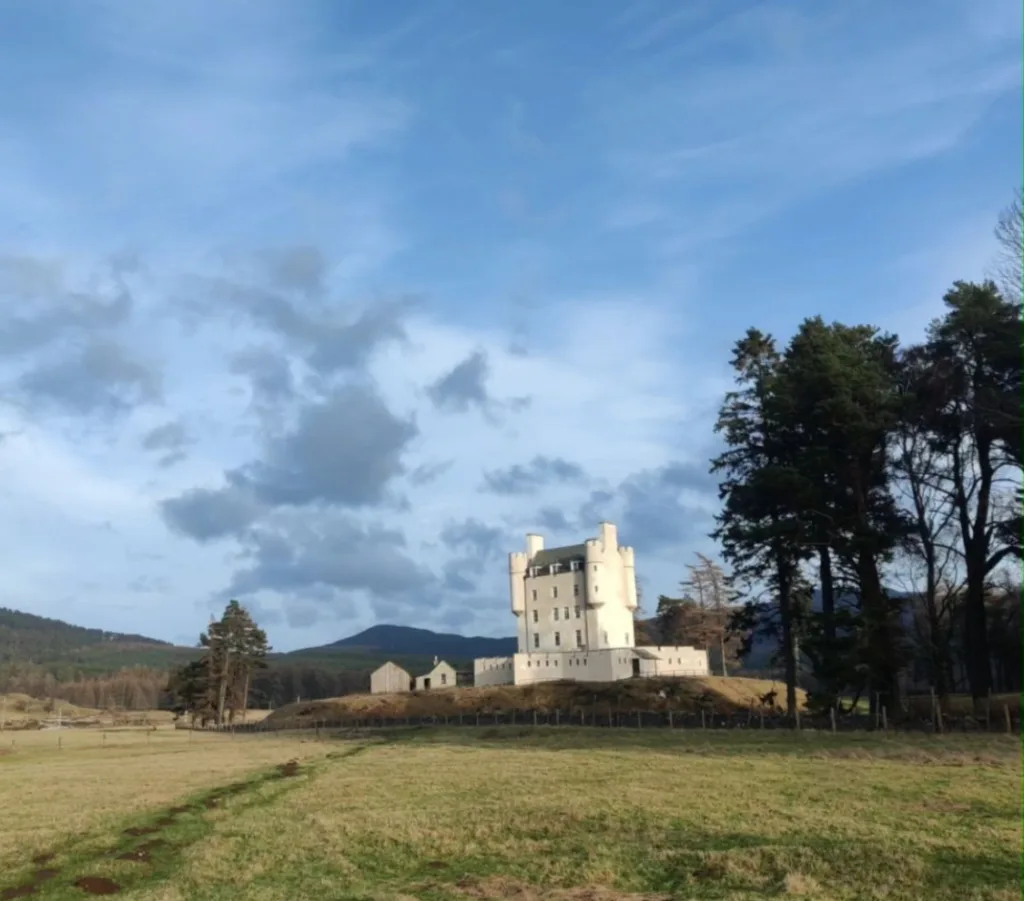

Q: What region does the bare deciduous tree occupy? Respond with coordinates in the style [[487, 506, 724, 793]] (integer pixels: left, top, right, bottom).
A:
[[993, 188, 1023, 302]]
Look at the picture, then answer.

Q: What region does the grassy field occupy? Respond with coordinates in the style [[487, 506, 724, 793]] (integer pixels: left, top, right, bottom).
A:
[[0, 726, 1019, 900]]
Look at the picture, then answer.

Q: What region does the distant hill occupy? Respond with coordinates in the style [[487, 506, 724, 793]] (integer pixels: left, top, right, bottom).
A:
[[0, 606, 199, 674], [0, 607, 514, 680], [301, 624, 517, 664]]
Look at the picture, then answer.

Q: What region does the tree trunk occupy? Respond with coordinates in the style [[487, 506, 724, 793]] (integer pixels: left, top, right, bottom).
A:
[[951, 431, 994, 709], [857, 549, 900, 714], [216, 651, 231, 727], [818, 546, 839, 702], [241, 670, 251, 723], [819, 546, 836, 646], [775, 554, 799, 720]]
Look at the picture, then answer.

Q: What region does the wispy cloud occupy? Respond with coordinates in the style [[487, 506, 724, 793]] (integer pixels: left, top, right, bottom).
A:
[[0, 0, 1017, 648]]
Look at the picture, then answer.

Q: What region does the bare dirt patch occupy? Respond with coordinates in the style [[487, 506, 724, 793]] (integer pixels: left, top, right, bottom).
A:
[[73, 876, 122, 895], [452, 876, 672, 901]]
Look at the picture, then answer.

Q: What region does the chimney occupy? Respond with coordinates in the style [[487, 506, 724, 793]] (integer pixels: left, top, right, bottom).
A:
[[599, 521, 618, 549], [433, 655, 438, 666], [526, 533, 544, 558]]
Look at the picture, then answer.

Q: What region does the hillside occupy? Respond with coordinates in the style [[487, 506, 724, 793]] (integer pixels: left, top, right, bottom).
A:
[[310, 624, 516, 661], [0, 607, 197, 673], [264, 676, 807, 725], [0, 608, 508, 708]]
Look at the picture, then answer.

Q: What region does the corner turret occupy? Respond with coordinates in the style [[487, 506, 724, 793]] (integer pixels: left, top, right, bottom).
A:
[[509, 551, 527, 615]]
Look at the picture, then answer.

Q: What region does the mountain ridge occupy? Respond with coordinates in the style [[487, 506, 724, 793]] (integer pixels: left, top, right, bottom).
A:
[[318, 623, 516, 660], [0, 606, 515, 673]]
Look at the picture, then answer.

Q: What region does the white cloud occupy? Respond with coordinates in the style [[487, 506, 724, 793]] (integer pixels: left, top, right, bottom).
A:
[[0, 0, 1016, 649]]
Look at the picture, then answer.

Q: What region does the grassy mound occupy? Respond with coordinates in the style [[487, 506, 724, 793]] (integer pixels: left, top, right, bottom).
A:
[[264, 676, 807, 727]]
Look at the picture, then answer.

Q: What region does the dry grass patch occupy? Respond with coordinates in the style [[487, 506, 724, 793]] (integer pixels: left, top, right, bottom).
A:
[[265, 675, 807, 725], [0, 728, 329, 873]]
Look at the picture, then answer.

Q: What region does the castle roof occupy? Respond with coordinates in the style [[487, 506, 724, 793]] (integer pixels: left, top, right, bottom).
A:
[[530, 544, 586, 567]]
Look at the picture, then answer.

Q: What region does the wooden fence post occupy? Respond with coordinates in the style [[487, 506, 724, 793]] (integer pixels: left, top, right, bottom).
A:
[[1004, 705, 1012, 735], [701, 709, 706, 730], [881, 707, 888, 732], [668, 710, 674, 730], [829, 707, 836, 735]]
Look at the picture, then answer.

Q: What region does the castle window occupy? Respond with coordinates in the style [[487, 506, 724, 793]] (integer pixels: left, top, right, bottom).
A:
[[554, 632, 561, 647], [576, 630, 583, 648], [573, 584, 579, 597], [552, 586, 559, 599], [531, 589, 537, 601], [533, 633, 539, 649], [574, 605, 580, 618], [553, 608, 559, 621], [441, 673, 447, 685], [563, 606, 569, 619], [532, 609, 538, 622]]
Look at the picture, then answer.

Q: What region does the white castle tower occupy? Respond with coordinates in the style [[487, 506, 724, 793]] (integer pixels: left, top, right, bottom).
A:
[[474, 521, 709, 687]]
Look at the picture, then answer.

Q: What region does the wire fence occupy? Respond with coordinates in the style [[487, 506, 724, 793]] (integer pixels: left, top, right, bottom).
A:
[[205, 704, 1020, 736]]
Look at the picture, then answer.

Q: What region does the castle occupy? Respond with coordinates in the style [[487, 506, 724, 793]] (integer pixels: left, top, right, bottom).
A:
[[473, 521, 708, 686]]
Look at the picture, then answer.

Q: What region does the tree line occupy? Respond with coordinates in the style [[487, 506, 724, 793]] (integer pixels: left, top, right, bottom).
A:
[[704, 193, 1021, 719]]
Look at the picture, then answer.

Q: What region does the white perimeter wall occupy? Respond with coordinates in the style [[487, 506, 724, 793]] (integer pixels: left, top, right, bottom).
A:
[[634, 645, 709, 677], [473, 648, 709, 687], [474, 656, 515, 686], [512, 649, 634, 685]]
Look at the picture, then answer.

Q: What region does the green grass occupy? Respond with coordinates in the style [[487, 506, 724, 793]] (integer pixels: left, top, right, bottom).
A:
[[1, 728, 1020, 900]]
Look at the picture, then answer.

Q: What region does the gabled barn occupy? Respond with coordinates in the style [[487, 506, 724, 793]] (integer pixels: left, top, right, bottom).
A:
[[370, 661, 413, 695]]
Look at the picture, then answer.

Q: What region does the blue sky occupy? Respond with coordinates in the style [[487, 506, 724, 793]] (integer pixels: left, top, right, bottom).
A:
[[0, 0, 1019, 651]]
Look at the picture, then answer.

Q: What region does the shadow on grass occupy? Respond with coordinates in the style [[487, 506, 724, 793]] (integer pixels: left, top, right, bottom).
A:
[[324, 723, 1020, 765], [337, 820, 1021, 901]]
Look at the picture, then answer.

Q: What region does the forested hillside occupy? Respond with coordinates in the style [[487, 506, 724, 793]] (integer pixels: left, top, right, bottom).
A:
[[0, 607, 481, 710]]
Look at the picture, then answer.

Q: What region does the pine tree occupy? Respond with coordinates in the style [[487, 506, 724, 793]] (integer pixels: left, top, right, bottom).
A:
[[711, 329, 807, 719]]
